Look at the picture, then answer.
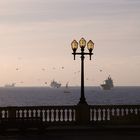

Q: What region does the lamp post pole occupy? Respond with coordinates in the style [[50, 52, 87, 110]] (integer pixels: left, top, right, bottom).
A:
[[80, 48, 86, 104], [71, 38, 94, 105]]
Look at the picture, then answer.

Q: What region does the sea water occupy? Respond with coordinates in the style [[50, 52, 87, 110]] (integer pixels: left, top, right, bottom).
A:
[[0, 86, 140, 106]]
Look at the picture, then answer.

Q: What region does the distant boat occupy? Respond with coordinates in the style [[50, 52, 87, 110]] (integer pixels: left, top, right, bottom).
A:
[[101, 76, 114, 90], [66, 82, 69, 88], [64, 82, 71, 93], [4, 83, 16, 88], [50, 80, 61, 88]]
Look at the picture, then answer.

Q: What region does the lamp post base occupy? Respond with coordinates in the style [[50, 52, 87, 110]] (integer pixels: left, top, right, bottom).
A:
[[76, 101, 90, 125], [77, 100, 88, 105]]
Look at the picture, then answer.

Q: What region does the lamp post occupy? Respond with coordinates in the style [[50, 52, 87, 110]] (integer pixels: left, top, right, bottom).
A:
[[71, 38, 94, 104]]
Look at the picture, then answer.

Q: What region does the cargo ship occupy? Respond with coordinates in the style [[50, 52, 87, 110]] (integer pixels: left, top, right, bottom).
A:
[[101, 76, 114, 90]]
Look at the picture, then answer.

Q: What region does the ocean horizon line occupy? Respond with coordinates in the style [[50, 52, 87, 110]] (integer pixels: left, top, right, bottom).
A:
[[0, 85, 140, 88]]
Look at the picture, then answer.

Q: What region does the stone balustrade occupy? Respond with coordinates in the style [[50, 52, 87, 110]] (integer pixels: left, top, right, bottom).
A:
[[90, 105, 140, 125], [0, 105, 140, 130]]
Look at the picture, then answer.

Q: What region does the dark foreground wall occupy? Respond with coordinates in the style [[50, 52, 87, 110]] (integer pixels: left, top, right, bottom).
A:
[[1, 127, 140, 140], [1, 104, 140, 140]]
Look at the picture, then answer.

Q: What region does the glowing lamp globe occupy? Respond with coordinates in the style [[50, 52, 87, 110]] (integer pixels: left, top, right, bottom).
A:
[[71, 40, 78, 52], [87, 40, 94, 52], [79, 38, 86, 49]]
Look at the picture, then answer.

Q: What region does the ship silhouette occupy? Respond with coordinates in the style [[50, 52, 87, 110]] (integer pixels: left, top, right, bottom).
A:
[[4, 83, 16, 88], [101, 76, 114, 90], [50, 80, 61, 88]]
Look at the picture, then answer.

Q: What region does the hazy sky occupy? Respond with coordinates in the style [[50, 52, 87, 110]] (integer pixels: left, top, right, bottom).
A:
[[0, 0, 140, 86]]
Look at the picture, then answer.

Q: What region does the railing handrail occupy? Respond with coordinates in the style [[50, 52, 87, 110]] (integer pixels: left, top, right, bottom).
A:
[[90, 104, 140, 108], [0, 105, 76, 109]]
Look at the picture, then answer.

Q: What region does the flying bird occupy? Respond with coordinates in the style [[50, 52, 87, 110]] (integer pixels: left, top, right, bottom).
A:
[[41, 68, 45, 71]]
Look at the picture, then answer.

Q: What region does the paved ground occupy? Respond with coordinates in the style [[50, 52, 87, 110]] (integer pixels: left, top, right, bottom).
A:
[[0, 126, 140, 140]]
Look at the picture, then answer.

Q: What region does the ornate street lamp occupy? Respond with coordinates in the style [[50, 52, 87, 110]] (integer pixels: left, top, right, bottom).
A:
[[71, 38, 94, 104]]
